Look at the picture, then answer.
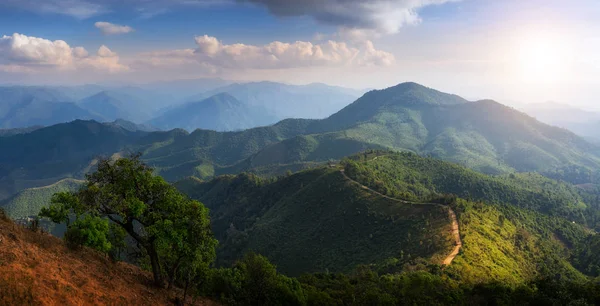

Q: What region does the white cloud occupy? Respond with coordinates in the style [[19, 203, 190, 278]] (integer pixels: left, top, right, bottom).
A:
[[0, 33, 128, 73], [190, 35, 395, 69], [134, 35, 394, 71], [0, 33, 73, 66], [95, 22, 135, 35]]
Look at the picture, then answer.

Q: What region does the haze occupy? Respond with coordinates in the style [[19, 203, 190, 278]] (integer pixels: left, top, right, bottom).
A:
[[1, 0, 599, 109]]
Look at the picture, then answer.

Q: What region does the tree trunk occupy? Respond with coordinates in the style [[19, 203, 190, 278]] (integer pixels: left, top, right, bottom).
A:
[[183, 277, 190, 304], [148, 247, 164, 287], [167, 259, 183, 290]]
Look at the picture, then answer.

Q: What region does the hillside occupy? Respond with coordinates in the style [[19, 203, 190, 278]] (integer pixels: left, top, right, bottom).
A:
[[0, 120, 147, 200], [0, 211, 213, 305], [4, 82, 600, 201], [176, 168, 456, 276], [0, 178, 83, 220], [149, 93, 278, 132], [177, 151, 600, 282]]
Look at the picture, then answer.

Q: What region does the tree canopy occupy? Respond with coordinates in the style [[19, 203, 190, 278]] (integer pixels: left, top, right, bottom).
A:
[[40, 154, 217, 287]]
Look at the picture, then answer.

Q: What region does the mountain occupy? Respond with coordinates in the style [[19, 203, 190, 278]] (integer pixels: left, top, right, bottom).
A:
[[176, 168, 456, 276], [191, 81, 364, 120], [107, 119, 159, 132], [0, 86, 103, 129], [0, 126, 42, 137], [176, 151, 600, 282], [149, 93, 278, 132], [78, 90, 155, 123], [140, 82, 600, 183], [0, 120, 147, 200], [522, 102, 600, 142], [3, 82, 600, 200], [0, 178, 83, 220]]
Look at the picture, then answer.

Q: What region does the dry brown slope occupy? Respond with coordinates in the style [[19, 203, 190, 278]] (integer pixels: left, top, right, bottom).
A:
[[0, 214, 216, 306]]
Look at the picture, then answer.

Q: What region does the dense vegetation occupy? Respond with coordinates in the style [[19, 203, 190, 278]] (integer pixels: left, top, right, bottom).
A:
[[176, 168, 454, 276], [8, 151, 598, 305], [0, 178, 83, 219], [39, 155, 217, 291]]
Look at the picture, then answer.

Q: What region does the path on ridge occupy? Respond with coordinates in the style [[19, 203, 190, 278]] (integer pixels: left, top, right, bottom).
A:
[[339, 168, 462, 266]]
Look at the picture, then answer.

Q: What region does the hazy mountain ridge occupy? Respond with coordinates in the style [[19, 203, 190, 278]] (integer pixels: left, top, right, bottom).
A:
[[2, 82, 600, 200], [149, 93, 279, 132]]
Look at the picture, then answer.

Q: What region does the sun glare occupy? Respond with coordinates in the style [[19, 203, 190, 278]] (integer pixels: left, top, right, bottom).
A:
[[515, 33, 572, 85]]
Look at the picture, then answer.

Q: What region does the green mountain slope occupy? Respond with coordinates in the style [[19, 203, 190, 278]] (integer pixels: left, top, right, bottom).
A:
[[0, 178, 83, 219], [177, 152, 600, 282], [0, 120, 147, 200], [176, 168, 455, 276]]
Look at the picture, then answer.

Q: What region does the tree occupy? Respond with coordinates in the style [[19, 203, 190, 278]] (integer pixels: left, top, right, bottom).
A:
[[40, 154, 217, 287]]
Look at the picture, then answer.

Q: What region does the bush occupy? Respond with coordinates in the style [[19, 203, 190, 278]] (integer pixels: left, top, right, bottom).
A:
[[204, 253, 306, 305], [63, 215, 111, 252], [0, 207, 8, 222]]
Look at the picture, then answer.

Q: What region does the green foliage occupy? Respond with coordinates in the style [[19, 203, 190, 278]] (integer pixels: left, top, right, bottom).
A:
[[64, 215, 111, 252], [38, 154, 218, 287], [177, 168, 454, 276], [204, 253, 306, 306], [342, 151, 589, 222]]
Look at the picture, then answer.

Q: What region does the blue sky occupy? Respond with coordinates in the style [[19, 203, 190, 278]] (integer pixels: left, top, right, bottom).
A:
[[1, 0, 599, 108]]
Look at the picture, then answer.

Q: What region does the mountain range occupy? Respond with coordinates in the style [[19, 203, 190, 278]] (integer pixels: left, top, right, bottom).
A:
[[521, 102, 600, 143], [0, 81, 363, 132], [2, 81, 600, 202]]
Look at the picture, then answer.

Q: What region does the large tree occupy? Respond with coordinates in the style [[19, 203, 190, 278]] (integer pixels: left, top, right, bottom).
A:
[[40, 154, 217, 287]]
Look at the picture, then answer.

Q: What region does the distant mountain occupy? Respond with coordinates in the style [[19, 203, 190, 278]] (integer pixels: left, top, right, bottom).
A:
[[107, 119, 159, 132], [0, 86, 103, 129], [138, 77, 232, 101], [3, 82, 600, 199], [521, 102, 600, 142], [78, 90, 162, 123], [0, 126, 42, 137], [149, 93, 278, 132], [0, 120, 147, 200], [190, 81, 365, 120]]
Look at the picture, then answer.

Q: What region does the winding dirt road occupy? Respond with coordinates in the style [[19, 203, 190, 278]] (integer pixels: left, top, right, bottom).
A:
[[340, 169, 462, 266]]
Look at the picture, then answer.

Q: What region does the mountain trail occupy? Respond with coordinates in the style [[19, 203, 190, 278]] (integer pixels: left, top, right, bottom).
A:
[[340, 168, 462, 266]]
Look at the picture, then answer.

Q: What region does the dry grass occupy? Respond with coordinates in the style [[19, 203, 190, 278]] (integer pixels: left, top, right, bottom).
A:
[[0, 216, 217, 306]]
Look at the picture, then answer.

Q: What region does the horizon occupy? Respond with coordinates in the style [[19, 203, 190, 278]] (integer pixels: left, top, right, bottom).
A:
[[1, 0, 599, 109]]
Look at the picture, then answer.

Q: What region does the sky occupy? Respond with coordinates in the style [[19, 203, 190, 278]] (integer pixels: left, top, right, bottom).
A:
[[1, 0, 599, 108]]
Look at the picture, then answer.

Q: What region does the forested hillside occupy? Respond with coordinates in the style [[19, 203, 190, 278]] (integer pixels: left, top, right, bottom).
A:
[[177, 151, 600, 283]]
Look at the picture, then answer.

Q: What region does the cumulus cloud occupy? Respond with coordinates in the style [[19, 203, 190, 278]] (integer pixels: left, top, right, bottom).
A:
[[240, 0, 459, 34], [0, 33, 128, 73], [189, 35, 394, 69], [136, 35, 394, 70], [134, 35, 394, 71], [95, 22, 135, 35]]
